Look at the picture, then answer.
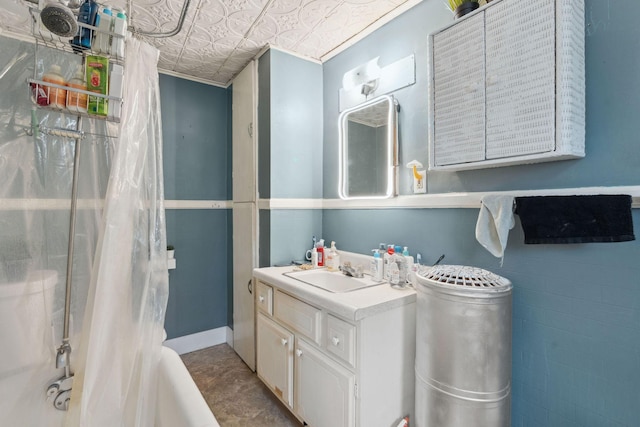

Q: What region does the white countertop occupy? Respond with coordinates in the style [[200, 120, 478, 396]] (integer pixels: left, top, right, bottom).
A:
[[253, 266, 416, 322]]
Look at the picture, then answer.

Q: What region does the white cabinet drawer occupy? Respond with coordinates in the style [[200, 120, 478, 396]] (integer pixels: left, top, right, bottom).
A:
[[274, 291, 322, 345], [256, 281, 273, 315], [326, 315, 356, 368]]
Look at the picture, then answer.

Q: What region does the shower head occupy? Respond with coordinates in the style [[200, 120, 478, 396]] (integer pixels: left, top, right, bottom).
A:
[[40, 2, 78, 38]]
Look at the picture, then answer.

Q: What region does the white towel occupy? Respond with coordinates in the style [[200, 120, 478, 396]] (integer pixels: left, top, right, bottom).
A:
[[475, 195, 515, 261]]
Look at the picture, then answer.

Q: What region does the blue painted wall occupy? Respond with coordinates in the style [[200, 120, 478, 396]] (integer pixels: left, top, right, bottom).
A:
[[258, 50, 324, 266], [159, 75, 232, 339], [321, 1, 640, 425]]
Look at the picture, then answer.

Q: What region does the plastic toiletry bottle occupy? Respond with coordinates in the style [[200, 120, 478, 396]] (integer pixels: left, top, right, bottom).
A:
[[107, 63, 124, 120], [316, 239, 325, 267], [42, 65, 67, 109], [394, 252, 407, 287], [311, 247, 318, 268], [402, 246, 414, 285], [408, 253, 422, 285], [72, 0, 99, 50], [326, 241, 341, 271], [370, 250, 384, 282], [111, 9, 127, 59], [66, 65, 88, 113], [389, 258, 400, 287], [95, 6, 113, 54], [383, 244, 395, 282], [86, 55, 109, 116]]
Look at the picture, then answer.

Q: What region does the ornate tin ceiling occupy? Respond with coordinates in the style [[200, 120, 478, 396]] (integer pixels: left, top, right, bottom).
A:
[[0, 0, 420, 86]]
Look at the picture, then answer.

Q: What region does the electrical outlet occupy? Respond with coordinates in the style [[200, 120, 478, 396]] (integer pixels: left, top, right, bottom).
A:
[[413, 170, 426, 194]]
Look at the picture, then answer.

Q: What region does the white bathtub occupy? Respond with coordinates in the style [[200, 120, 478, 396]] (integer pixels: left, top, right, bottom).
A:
[[156, 346, 220, 427]]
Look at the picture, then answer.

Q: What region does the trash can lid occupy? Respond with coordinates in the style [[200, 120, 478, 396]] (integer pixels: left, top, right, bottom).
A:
[[417, 264, 511, 290]]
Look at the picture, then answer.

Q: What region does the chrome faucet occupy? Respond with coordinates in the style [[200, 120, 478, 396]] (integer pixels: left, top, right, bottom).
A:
[[340, 262, 364, 278]]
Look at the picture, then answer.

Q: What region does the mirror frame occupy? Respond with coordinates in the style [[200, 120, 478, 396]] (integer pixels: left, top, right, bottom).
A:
[[338, 94, 398, 200]]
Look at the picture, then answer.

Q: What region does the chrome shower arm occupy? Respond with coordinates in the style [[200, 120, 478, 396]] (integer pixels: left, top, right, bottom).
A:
[[129, 0, 191, 38]]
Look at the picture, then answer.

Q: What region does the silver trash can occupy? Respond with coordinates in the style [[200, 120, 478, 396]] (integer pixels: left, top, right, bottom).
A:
[[414, 265, 512, 427]]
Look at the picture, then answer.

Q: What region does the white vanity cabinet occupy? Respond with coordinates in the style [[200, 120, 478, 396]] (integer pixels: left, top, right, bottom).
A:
[[253, 269, 416, 427], [256, 312, 294, 406], [294, 338, 355, 427], [429, 0, 585, 171]]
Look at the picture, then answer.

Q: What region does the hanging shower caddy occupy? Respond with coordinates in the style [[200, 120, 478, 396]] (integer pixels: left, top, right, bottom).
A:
[[26, 4, 124, 411], [27, 5, 124, 125]]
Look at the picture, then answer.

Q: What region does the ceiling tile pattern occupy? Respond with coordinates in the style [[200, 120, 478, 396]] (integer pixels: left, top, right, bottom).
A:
[[1, 0, 415, 86]]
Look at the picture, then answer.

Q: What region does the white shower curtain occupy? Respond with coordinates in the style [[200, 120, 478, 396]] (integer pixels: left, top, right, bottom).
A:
[[65, 36, 168, 426]]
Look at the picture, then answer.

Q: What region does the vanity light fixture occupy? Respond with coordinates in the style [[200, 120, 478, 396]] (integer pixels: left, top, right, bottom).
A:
[[340, 54, 415, 111]]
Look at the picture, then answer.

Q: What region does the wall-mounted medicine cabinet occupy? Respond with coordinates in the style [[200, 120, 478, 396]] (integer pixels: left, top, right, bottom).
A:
[[428, 0, 585, 171]]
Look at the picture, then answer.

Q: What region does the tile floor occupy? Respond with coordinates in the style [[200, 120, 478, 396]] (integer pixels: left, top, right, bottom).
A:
[[181, 344, 302, 427]]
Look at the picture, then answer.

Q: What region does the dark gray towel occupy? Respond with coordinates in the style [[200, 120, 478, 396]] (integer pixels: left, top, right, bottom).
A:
[[514, 195, 635, 244]]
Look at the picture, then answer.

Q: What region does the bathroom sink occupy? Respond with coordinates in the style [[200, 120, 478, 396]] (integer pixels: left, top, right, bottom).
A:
[[283, 269, 383, 293]]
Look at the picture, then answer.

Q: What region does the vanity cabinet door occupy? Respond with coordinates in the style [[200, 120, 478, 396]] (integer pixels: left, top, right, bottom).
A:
[[294, 338, 355, 427], [256, 312, 294, 407], [432, 12, 486, 167]]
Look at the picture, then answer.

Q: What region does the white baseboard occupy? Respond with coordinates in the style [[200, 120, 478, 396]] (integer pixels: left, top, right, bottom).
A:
[[164, 326, 233, 355]]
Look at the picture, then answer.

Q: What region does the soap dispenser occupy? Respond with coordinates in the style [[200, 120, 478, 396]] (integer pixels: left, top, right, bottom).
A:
[[326, 241, 341, 271]]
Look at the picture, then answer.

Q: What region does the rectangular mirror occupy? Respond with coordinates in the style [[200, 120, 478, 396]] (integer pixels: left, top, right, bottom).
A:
[[338, 95, 398, 200]]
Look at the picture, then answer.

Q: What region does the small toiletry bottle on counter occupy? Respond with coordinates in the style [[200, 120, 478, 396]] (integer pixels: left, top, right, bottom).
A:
[[408, 253, 422, 285], [316, 239, 325, 267], [389, 258, 400, 287], [42, 65, 67, 109], [311, 247, 318, 268], [326, 241, 340, 271], [383, 244, 395, 282], [393, 252, 407, 288], [401, 246, 414, 285], [370, 249, 383, 282]]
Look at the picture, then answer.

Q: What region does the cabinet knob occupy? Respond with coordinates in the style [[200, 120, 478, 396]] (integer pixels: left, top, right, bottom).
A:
[[331, 337, 340, 346], [296, 349, 303, 357], [259, 296, 265, 303], [281, 338, 288, 346]]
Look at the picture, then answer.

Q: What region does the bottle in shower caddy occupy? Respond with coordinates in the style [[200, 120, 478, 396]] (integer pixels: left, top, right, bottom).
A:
[[72, 0, 99, 50], [94, 5, 113, 54], [42, 64, 67, 109], [111, 8, 127, 59], [66, 65, 88, 113], [107, 64, 124, 120]]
